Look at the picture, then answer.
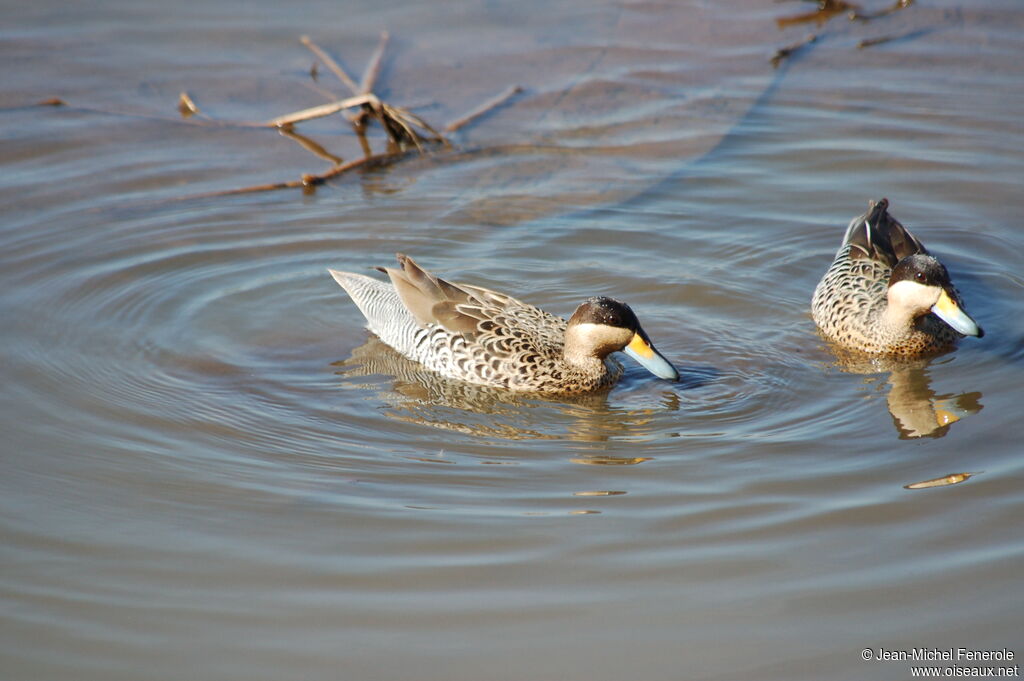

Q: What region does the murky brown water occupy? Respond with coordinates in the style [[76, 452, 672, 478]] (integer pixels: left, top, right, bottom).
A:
[[3, 1, 1023, 680]]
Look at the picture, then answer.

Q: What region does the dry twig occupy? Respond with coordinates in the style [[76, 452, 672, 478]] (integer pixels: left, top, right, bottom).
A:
[[265, 94, 375, 127], [360, 31, 390, 94]]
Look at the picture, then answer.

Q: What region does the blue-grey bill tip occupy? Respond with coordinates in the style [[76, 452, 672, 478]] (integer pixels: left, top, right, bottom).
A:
[[624, 334, 679, 381], [932, 290, 983, 337]]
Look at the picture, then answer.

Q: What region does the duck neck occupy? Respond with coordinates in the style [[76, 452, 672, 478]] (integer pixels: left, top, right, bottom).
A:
[[880, 296, 921, 336], [561, 345, 606, 373]]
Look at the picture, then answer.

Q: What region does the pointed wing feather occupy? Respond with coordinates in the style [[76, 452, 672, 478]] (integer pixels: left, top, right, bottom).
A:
[[845, 198, 929, 266], [380, 254, 544, 340], [430, 300, 485, 337]]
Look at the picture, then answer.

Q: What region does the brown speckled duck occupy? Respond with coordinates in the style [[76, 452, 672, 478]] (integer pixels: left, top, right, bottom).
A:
[[812, 198, 983, 355], [329, 254, 678, 393]]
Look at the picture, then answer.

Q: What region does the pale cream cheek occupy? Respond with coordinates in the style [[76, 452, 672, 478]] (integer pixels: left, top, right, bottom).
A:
[[567, 323, 633, 355], [887, 280, 940, 315]]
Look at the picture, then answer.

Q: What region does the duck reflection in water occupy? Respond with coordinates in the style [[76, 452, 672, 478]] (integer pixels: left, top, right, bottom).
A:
[[831, 352, 982, 439], [333, 335, 716, 443]]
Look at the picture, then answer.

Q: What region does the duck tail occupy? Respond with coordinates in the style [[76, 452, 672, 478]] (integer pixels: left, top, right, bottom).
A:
[[327, 268, 409, 336]]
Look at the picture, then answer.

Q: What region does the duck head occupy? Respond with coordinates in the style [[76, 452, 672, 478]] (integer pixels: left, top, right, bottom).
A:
[[565, 297, 679, 380], [887, 254, 983, 338]]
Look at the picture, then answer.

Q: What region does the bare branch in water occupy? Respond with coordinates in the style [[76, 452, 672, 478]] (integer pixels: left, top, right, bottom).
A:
[[40, 32, 524, 200], [445, 85, 523, 133]]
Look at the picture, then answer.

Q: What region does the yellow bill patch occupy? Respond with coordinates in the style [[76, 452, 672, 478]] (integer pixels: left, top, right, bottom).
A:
[[626, 332, 654, 359], [934, 289, 960, 315]]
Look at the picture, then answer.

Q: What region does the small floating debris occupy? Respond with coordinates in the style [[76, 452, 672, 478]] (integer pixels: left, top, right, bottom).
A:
[[857, 29, 928, 50], [849, 0, 913, 23], [904, 472, 979, 490], [177, 91, 201, 118], [405, 455, 456, 464], [776, 0, 860, 29], [569, 456, 651, 466], [573, 490, 627, 497], [771, 33, 818, 68], [858, 35, 897, 49]]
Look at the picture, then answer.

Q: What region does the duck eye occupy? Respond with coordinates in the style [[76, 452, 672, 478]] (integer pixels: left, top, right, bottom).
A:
[[914, 271, 926, 282]]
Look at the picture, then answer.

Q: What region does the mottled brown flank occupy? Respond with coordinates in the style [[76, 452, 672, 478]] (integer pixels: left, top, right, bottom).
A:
[[381, 255, 626, 393], [812, 245, 960, 355], [459, 301, 621, 394], [811, 203, 966, 356]]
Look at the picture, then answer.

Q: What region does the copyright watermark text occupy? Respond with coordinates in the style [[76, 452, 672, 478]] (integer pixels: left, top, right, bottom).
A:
[[861, 647, 1018, 678]]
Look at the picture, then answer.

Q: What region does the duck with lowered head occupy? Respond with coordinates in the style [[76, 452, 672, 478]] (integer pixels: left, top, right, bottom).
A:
[[329, 254, 679, 394]]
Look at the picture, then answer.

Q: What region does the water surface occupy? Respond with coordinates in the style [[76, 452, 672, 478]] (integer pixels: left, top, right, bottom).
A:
[[3, 1, 1023, 680]]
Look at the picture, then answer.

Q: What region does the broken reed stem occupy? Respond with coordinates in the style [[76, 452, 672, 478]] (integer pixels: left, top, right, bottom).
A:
[[360, 31, 390, 94], [300, 35, 361, 95], [444, 85, 523, 133]]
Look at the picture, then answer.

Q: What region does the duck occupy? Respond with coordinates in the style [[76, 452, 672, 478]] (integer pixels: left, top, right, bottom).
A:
[[328, 254, 678, 393], [811, 198, 983, 355]]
